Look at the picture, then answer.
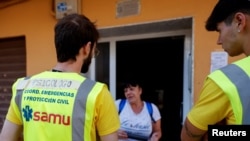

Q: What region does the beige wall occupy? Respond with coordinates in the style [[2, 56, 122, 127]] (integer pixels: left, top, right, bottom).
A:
[[0, 0, 244, 102]]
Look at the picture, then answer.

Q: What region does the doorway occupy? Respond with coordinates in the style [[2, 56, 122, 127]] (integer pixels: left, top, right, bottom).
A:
[[93, 17, 193, 141], [115, 36, 184, 141]]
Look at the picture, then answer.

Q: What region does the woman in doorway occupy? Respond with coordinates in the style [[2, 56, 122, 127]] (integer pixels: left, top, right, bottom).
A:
[[115, 77, 162, 141]]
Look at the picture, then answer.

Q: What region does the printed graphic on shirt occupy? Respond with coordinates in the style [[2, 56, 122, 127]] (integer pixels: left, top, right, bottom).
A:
[[17, 78, 81, 90], [17, 78, 80, 126], [119, 103, 153, 140], [22, 105, 70, 126], [23, 89, 74, 105], [23, 105, 33, 121], [18, 78, 82, 105], [121, 120, 151, 140]]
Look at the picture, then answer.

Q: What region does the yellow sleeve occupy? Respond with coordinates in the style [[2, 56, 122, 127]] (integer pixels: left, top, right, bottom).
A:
[[95, 85, 120, 136], [187, 78, 235, 130], [6, 78, 23, 125]]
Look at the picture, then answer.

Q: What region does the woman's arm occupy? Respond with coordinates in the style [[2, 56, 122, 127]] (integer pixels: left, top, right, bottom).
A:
[[150, 119, 162, 141]]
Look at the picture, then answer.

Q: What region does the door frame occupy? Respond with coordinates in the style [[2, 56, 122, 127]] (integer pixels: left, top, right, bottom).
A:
[[88, 18, 194, 123]]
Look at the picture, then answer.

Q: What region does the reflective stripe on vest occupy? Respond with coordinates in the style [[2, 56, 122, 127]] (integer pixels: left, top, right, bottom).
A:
[[15, 77, 31, 123], [72, 78, 96, 141], [209, 64, 250, 124], [15, 77, 97, 141]]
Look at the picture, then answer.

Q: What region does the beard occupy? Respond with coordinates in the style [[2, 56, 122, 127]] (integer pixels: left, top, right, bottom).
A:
[[81, 53, 92, 73]]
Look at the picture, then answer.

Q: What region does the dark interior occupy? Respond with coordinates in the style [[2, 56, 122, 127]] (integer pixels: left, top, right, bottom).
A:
[[116, 35, 184, 141]]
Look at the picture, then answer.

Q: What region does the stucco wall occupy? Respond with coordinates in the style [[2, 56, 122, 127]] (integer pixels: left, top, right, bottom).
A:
[[0, 0, 244, 102]]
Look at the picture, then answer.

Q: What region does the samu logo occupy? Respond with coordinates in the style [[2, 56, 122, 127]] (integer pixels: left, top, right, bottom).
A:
[[22, 105, 70, 126], [22, 105, 33, 121]]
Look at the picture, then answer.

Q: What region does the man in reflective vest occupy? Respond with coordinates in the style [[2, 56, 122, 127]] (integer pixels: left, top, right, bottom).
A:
[[0, 14, 120, 141], [181, 0, 250, 141]]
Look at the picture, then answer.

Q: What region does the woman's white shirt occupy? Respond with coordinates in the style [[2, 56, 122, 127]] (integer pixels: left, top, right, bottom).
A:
[[115, 99, 161, 141]]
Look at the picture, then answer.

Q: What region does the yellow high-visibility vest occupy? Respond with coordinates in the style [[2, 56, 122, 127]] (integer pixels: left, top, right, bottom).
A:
[[208, 56, 250, 124], [13, 71, 104, 141]]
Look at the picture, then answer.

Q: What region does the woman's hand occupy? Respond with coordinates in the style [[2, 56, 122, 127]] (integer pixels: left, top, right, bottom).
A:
[[117, 129, 128, 139], [150, 132, 160, 141]]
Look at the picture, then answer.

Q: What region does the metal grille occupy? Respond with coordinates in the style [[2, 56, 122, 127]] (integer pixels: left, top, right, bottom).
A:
[[0, 36, 26, 131]]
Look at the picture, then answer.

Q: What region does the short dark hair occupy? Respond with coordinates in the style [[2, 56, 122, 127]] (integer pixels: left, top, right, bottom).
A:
[[54, 13, 99, 62], [121, 74, 144, 89], [205, 0, 250, 31]]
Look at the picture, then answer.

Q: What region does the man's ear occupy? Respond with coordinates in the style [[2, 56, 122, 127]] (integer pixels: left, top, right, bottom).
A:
[[82, 42, 91, 57], [234, 12, 246, 31]]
